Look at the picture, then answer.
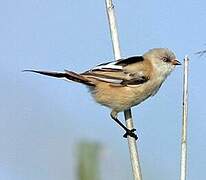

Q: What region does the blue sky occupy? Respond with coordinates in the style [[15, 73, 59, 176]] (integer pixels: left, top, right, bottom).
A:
[[0, 0, 206, 180]]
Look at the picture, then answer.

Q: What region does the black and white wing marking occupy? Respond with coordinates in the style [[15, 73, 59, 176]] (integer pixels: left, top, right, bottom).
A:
[[91, 61, 123, 71], [115, 56, 144, 66], [90, 56, 144, 72], [83, 56, 149, 86]]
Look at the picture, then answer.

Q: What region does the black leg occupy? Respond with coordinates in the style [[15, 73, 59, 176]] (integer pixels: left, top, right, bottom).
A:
[[110, 111, 138, 140]]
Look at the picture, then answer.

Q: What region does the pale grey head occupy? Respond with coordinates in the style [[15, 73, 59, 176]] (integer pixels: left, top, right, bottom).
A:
[[143, 48, 181, 77]]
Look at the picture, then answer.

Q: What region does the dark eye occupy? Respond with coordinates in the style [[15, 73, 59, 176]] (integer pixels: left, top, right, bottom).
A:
[[162, 57, 170, 62]]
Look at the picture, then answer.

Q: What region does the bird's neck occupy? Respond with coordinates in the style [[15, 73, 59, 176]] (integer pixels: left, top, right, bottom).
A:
[[152, 63, 174, 82]]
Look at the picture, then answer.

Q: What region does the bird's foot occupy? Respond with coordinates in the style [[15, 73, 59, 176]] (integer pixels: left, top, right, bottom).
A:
[[123, 128, 138, 140]]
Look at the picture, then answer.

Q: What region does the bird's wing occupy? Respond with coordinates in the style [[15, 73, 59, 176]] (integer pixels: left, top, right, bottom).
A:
[[115, 56, 144, 66], [120, 75, 149, 86], [90, 56, 144, 72], [82, 56, 149, 86]]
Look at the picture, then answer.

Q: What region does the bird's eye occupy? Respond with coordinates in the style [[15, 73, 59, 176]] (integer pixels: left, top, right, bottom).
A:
[[162, 57, 169, 62]]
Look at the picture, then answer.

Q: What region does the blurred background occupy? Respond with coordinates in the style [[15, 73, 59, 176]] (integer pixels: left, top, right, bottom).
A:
[[1, 0, 206, 180]]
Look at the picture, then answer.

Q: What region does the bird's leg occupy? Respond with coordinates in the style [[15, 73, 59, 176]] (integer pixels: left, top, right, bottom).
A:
[[110, 111, 138, 140]]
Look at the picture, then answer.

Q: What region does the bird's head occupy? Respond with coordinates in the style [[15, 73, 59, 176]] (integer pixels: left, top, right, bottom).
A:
[[143, 48, 181, 77]]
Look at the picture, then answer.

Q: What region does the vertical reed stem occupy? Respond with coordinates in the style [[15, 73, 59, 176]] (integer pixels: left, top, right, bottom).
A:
[[180, 56, 189, 180]]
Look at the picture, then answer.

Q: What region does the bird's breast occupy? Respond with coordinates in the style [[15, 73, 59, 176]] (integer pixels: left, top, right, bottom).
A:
[[90, 77, 164, 112], [130, 77, 164, 105]]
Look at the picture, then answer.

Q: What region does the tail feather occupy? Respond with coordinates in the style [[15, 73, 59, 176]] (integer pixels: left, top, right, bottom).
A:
[[23, 69, 95, 86]]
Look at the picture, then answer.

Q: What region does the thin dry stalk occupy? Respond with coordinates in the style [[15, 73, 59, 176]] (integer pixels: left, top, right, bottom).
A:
[[105, 1, 142, 179], [180, 56, 189, 180]]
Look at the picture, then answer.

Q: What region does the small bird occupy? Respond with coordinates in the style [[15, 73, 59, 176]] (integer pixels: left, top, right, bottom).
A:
[[24, 48, 181, 140]]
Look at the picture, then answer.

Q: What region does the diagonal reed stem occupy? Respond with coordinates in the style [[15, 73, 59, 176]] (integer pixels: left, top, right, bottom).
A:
[[105, 1, 142, 179]]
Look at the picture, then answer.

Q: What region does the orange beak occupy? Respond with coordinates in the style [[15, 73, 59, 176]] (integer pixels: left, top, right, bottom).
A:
[[171, 59, 181, 65]]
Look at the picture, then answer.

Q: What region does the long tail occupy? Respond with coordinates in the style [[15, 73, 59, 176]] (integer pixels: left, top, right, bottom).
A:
[[23, 69, 95, 86]]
